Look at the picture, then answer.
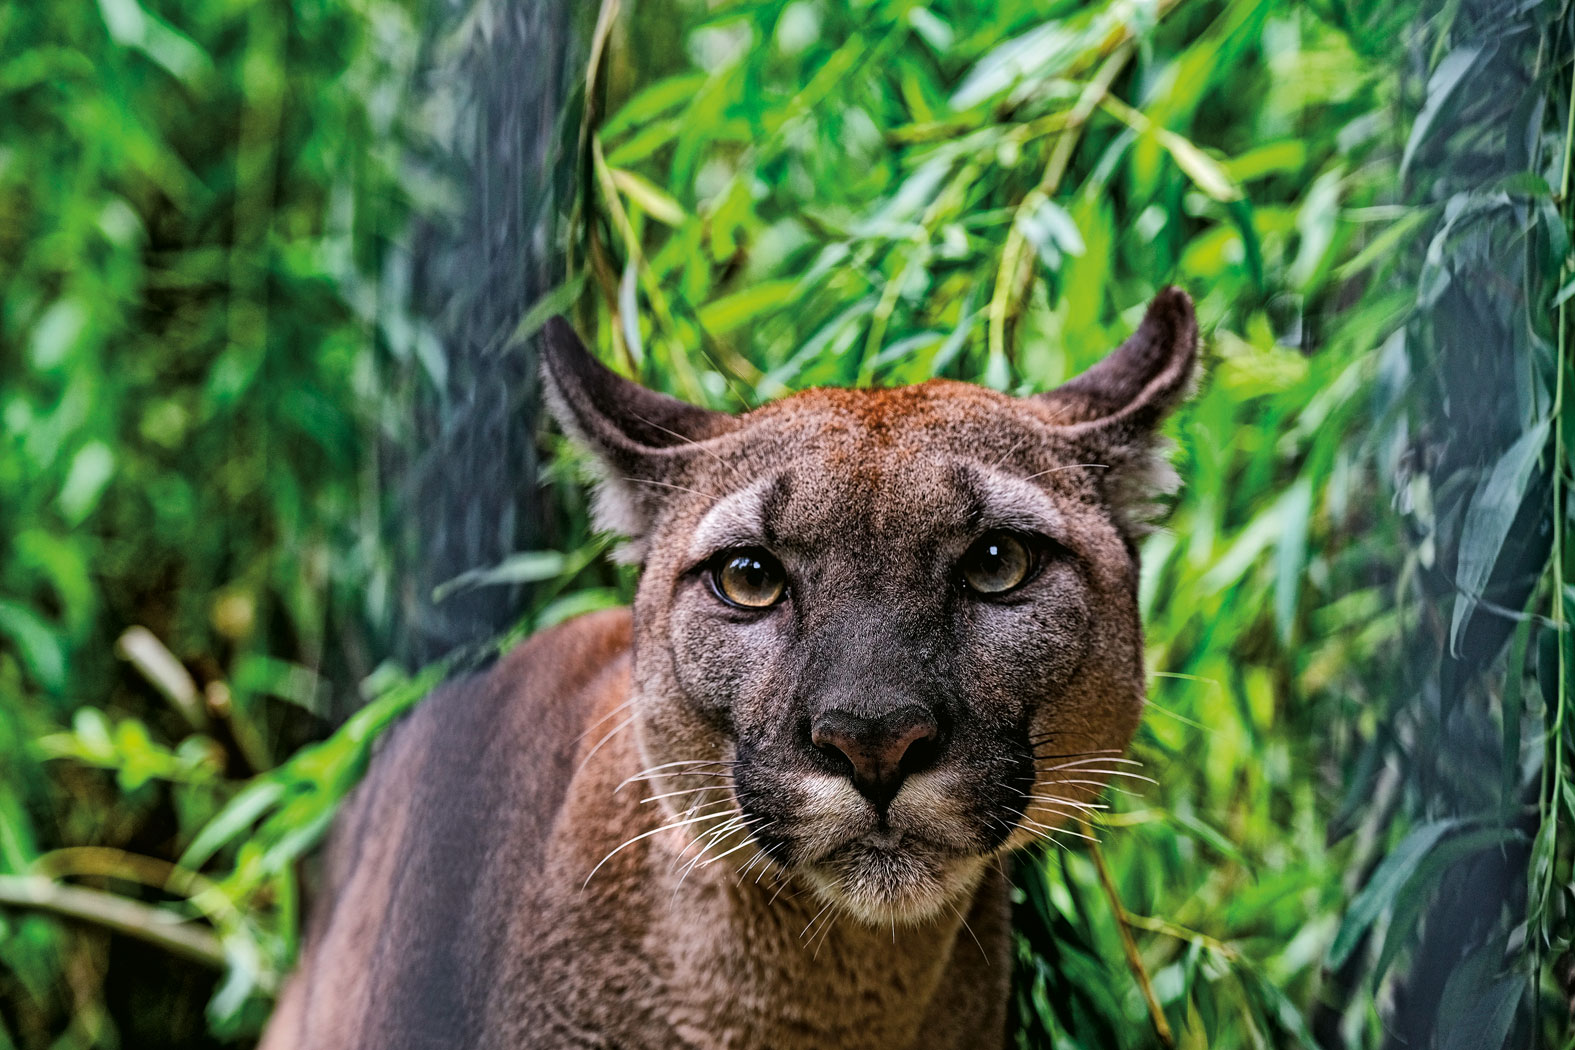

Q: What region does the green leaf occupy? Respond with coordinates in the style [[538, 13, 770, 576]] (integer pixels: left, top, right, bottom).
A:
[[1369, 827, 1522, 985], [1400, 47, 1482, 178], [1273, 478, 1312, 642], [1328, 819, 1461, 968], [949, 16, 1101, 110], [27, 299, 89, 371], [605, 118, 683, 167], [602, 73, 707, 138], [1551, 273, 1575, 309], [58, 442, 114, 525], [0, 601, 65, 693], [534, 588, 623, 630], [1449, 419, 1549, 655], [1439, 976, 1522, 1050], [179, 778, 287, 870], [509, 276, 587, 348], [432, 551, 570, 603], [1238, 964, 1320, 1050], [1016, 199, 1085, 272], [609, 168, 688, 226], [696, 280, 799, 334], [1156, 126, 1244, 203], [96, 0, 214, 82]]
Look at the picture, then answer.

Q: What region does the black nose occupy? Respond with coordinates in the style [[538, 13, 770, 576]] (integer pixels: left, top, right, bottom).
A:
[[809, 706, 943, 809]]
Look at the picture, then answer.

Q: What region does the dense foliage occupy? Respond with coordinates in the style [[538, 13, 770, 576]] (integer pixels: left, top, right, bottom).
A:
[[0, 0, 438, 1041], [1, 0, 1570, 1047]]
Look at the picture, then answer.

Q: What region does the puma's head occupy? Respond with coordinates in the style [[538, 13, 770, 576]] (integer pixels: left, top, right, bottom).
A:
[[542, 290, 1198, 925]]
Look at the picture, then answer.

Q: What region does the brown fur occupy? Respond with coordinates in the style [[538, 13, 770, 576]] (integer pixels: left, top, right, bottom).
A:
[[260, 289, 1199, 1049]]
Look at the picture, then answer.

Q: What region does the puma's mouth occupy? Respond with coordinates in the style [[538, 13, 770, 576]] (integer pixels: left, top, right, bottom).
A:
[[857, 827, 904, 850], [735, 770, 999, 923], [801, 835, 986, 925]]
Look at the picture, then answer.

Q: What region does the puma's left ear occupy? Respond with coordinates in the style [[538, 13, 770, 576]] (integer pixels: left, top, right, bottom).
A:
[[540, 317, 735, 559], [1033, 287, 1201, 531]]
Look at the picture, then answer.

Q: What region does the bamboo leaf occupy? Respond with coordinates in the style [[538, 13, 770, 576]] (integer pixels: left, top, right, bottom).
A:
[[609, 168, 688, 226], [696, 280, 798, 333], [1400, 47, 1483, 178], [1449, 420, 1549, 655], [1328, 819, 1462, 969], [509, 276, 588, 347], [1274, 478, 1312, 642], [432, 551, 570, 603]]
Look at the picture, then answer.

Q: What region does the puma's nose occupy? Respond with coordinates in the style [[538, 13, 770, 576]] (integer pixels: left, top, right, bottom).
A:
[[810, 706, 944, 809]]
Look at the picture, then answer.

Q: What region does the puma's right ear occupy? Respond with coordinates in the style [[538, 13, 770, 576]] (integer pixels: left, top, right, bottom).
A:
[[1034, 287, 1199, 433], [1032, 287, 1201, 532], [540, 317, 734, 559]]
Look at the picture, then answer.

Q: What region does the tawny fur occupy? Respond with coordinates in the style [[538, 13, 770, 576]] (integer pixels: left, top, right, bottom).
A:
[[260, 288, 1199, 1050]]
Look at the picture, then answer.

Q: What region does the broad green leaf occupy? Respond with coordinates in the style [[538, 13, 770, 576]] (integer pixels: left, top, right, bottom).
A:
[[1154, 126, 1243, 203], [58, 442, 114, 525], [27, 299, 89, 371], [1449, 419, 1549, 654], [1370, 827, 1522, 986], [1452, 978, 1523, 1050], [696, 280, 798, 334], [534, 588, 623, 630], [1328, 819, 1461, 968], [602, 73, 708, 138], [0, 601, 65, 693], [1273, 478, 1312, 642], [1400, 47, 1482, 177], [509, 276, 587, 347], [433, 551, 570, 603], [180, 779, 287, 870], [609, 168, 688, 226]]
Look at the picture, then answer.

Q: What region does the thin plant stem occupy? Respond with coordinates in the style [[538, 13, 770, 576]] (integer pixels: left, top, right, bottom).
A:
[[1084, 820, 1174, 1049], [0, 875, 226, 971]]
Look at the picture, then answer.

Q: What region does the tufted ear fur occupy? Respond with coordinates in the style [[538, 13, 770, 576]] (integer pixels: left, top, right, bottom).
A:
[[540, 317, 735, 560], [1033, 287, 1200, 532]]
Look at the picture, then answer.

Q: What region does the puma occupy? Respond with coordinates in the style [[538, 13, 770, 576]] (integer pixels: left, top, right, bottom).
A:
[[260, 288, 1199, 1050]]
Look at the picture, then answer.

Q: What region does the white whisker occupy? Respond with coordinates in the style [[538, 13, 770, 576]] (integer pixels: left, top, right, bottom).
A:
[[945, 898, 989, 963], [616, 759, 736, 792], [583, 809, 740, 888], [575, 713, 638, 777], [1026, 796, 1108, 812], [641, 785, 735, 804], [800, 899, 836, 942], [624, 476, 720, 501], [575, 698, 636, 742], [1037, 755, 1144, 770], [1022, 462, 1110, 481], [1005, 805, 1100, 843], [737, 846, 772, 881], [708, 823, 773, 868], [1044, 767, 1156, 785]]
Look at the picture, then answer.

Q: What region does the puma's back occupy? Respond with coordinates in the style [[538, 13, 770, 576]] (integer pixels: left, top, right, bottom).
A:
[[262, 289, 1199, 1050]]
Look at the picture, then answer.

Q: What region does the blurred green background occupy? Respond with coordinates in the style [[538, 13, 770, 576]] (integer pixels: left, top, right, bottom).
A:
[[2, 0, 1572, 1046]]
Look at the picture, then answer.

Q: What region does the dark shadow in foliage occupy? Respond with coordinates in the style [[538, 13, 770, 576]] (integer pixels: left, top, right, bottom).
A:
[[394, 0, 583, 669]]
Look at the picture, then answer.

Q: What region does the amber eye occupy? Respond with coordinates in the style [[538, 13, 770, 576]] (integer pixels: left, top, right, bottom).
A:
[[960, 532, 1035, 595], [711, 549, 787, 609]]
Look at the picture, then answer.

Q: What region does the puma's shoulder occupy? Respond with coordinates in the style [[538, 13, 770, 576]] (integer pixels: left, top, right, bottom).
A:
[[261, 608, 633, 1050]]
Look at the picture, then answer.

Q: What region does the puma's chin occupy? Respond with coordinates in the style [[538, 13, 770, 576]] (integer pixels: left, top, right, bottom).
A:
[[804, 839, 986, 926]]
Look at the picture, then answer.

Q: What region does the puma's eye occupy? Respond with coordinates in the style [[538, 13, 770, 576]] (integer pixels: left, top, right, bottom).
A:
[[711, 549, 787, 609], [960, 532, 1034, 595]]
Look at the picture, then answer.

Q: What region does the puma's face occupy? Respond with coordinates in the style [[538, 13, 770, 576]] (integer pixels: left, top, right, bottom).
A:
[[644, 387, 1141, 923], [543, 290, 1198, 925]]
